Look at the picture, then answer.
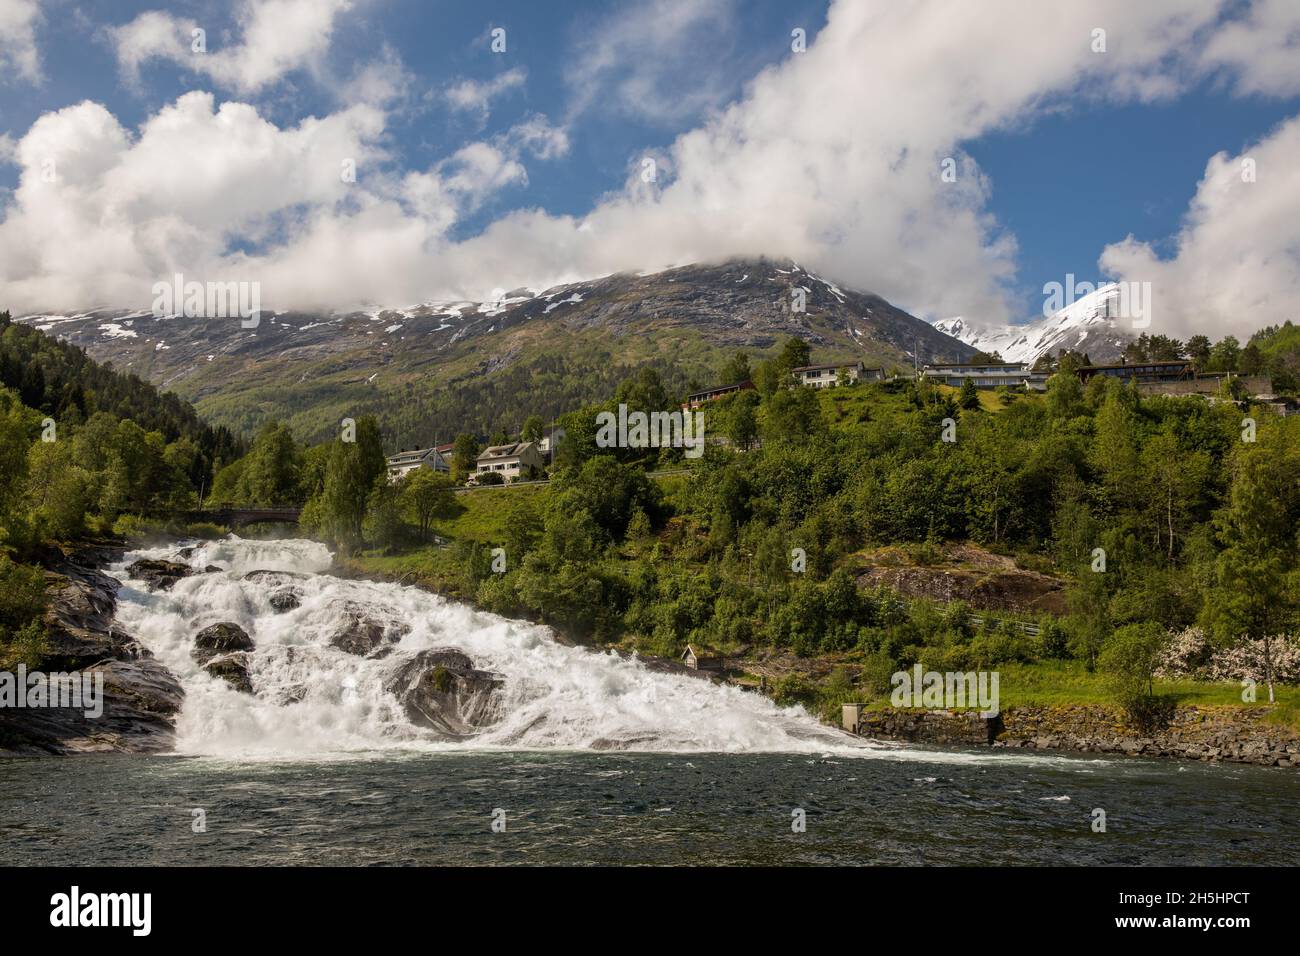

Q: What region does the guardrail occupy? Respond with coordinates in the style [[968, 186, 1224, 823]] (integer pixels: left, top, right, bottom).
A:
[[967, 614, 1041, 636], [453, 467, 694, 493]]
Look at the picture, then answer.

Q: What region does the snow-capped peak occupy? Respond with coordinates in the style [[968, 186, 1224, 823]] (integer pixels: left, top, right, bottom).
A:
[[933, 284, 1134, 364]]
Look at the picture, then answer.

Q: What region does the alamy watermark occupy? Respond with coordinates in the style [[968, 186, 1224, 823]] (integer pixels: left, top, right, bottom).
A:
[[890, 664, 999, 718], [595, 403, 705, 459], [151, 272, 261, 327], [1042, 274, 1151, 329], [0, 665, 103, 718], [50, 886, 151, 936]]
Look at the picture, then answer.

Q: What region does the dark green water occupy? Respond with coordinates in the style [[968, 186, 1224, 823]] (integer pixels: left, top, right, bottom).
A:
[[3, 749, 1297, 865]]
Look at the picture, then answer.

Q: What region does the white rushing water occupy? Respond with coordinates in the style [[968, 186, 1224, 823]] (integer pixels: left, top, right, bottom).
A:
[[109, 536, 880, 759]]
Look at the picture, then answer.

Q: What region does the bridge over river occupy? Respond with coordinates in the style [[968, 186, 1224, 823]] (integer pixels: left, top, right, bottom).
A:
[[183, 507, 303, 530]]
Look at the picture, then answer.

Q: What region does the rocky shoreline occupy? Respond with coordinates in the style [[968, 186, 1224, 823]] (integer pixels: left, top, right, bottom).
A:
[[853, 704, 1300, 768], [0, 543, 184, 756]]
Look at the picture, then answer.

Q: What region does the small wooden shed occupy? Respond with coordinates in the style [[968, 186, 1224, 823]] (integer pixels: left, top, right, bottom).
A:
[[682, 643, 723, 671]]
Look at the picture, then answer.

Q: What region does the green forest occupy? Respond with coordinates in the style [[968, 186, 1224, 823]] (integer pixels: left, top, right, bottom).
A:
[[0, 310, 243, 668]]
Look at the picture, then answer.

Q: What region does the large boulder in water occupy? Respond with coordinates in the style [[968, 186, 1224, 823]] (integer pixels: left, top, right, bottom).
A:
[[384, 648, 503, 737], [192, 622, 254, 665], [242, 569, 304, 613], [203, 652, 253, 694], [242, 569, 310, 585], [126, 559, 194, 591], [328, 603, 409, 656], [268, 589, 301, 613]]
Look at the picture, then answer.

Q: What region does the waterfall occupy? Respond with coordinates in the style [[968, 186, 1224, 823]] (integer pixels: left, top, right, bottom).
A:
[[108, 536, 873, 759]]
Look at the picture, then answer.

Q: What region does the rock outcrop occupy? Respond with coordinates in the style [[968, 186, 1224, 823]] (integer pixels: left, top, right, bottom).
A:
[[125, 558, 195, 591], [192, 622, 254, 665], [384, 648, 503, 737], [191, 623, 255, 694], [0, 546, 184, 755], [329, 602, 409, 656], [855, 543, 1068, 614], [202, 652, 254, 694]]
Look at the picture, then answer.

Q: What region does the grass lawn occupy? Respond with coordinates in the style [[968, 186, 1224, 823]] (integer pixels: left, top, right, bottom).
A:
[[860, 660, 1300, 731], [438, 484, 546, 542], [934, 382, 1010, 412]]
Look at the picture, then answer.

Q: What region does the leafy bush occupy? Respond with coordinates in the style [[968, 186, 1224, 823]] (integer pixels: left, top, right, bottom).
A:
[[1100, 622, 1170, 727]]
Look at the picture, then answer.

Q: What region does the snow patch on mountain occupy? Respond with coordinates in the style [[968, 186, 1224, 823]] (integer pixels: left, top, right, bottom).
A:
[[934, 284, 1136, 364]]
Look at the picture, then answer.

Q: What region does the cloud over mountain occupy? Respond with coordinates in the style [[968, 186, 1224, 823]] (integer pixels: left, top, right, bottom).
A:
[[1, 0, 1299, 340]]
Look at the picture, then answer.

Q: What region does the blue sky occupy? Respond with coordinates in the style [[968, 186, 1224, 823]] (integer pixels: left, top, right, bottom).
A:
[[2, 0, 1299, 339]]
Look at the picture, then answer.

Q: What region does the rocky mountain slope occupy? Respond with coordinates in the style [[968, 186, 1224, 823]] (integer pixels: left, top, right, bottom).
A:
[[17, 258, 975, 447], [934, 284, 1137, 365]]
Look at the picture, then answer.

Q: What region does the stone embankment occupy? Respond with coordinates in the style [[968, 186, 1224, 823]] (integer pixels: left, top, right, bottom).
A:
[[852, 704, 1300, 767]]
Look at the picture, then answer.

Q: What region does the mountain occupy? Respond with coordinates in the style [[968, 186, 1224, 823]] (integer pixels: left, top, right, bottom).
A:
[[15, 258, 976, 447], [934, 284, 1137, 365]]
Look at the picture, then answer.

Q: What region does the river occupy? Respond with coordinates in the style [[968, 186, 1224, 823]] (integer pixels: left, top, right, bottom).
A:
[[2, 536, 1297, 865]]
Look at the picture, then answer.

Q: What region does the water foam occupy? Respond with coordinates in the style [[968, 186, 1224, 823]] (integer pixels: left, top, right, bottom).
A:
[[108, 537, 877, 758]]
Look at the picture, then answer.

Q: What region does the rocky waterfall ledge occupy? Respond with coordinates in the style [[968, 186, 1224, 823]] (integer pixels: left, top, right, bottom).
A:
[[0, 545, 184, 755]]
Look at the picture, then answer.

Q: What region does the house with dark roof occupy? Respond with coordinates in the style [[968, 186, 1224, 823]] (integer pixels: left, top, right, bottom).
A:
[[681, 380, 755, 411]]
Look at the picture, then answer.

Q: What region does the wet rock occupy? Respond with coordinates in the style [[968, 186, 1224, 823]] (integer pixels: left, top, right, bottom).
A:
[[268, 589, 301, 613], [40, 562, 132, 669], [126, 559, 194, 591], [328, 603, 408, 655], [203, 652, 253, 694], [0, 548, 188, 755], [0, 658, 183, 755], [277, 685, 307, 705], [242, 569, 310, 584], [203, 565, 224, 573], [192, 622, 254, 665], [384, 648, 503, 737]]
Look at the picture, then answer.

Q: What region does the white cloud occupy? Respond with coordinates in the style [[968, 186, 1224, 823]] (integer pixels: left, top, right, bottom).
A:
[[0, 0, 42, 82], [1100, 115, 1300, 341], [1199, 0, 1300, 96], [507, 114, 570, 160], [565, 0, 739, 124], [338, 43, 412, 108], [110, 0, 352, 95], [0, 92, 400, 308], [6, 0, 1300, 335], [438, 141, 527, 209], [445, 67, 526, 122]]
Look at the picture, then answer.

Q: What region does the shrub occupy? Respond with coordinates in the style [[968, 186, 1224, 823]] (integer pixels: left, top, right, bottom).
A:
[[770, 673, 818, 708], [183, 521, 228, 540], [859, 649, 898, 697], [1100, 622, 1169, 728]]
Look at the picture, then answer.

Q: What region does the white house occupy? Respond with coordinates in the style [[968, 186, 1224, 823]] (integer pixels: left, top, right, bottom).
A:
[[791, 362, 884, 389], [386, 443, 453, 483], [537, 426, 565, 462], [475, 441, 545, 482], [921, 362, 1047, 391]]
